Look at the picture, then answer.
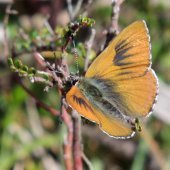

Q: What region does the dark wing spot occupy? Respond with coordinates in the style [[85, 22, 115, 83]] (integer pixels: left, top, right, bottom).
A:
[[114, 40, 134, 66], [72, 95, 94, 113], [115, 40, 129, 52]]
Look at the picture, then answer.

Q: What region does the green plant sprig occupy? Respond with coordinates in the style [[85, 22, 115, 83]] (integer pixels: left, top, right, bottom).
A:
[[63, 15, 95, 51], [8, 58, 53, 86]]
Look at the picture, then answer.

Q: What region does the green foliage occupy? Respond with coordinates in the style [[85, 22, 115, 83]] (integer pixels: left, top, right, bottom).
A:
[[11, 85, 27, 105], [0, 133, 62, 170], [8, 58, 36, 76], [160, 125, 170, 151], [78, 15, 95, 27], [131, 140, 149, 170]]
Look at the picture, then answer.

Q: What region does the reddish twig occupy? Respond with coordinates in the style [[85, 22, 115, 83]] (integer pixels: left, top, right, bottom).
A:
[[72, 111, 83, 170], [20, 81, 59, 116], [33, 52, 47, 68], [33, 52, 64, 89], [61, 101, 74, 170]]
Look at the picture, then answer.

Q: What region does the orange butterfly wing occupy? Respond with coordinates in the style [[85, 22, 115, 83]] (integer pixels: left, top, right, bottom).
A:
[[66, 85, 99, 123], [86, 20, 151, 80], [85, 20, 158, 117], [111, 70, 158, 117], [66, 85, 134, 138]]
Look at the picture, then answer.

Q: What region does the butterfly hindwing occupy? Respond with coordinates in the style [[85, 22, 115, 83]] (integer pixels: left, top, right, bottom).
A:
[[97, 110, 135, 138], [66, 85, 135, 138]]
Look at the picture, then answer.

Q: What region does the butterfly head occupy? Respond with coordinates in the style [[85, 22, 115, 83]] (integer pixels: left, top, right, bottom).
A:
[[63, 73, 80, 95]]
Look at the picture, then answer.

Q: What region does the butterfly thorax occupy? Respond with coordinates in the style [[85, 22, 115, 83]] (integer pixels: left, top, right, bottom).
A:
[[78, 78, 103, 99]]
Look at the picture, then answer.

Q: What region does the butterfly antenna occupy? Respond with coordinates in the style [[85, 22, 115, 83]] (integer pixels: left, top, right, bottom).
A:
[[72, 40, 80, 76]]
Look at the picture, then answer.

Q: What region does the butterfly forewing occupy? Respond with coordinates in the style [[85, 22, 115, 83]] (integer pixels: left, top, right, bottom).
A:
[[85, 20, 151, 80], [84, 20, 158, 117]]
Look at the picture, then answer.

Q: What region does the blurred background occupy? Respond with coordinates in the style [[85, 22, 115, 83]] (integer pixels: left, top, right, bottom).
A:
[[0, 0, 170, 170]]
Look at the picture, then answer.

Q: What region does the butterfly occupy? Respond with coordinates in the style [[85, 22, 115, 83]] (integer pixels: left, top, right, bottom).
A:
[[66, 20, 158, 139]]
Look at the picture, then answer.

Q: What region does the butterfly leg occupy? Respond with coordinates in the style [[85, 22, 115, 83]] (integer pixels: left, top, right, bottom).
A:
[[125, 116, 142, 132]]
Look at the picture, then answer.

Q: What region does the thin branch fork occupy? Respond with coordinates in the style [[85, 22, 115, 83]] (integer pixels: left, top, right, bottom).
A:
[[66, 0, 84, 20], [33, 52, 64, 89]]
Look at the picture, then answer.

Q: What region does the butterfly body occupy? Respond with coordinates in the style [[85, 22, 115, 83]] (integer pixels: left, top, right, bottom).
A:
[[66, 20, 158, 139]]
